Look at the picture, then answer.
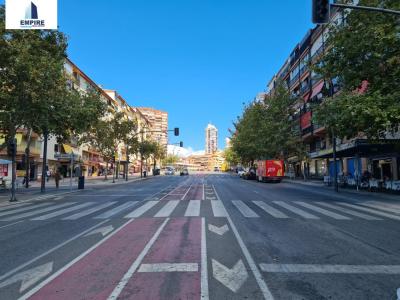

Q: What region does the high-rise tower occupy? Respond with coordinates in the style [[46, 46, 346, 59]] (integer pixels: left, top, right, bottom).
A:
[[205, 123, 218, 154]]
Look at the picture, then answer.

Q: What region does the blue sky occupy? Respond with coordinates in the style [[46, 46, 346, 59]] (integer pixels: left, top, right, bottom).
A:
[[3, 0, 314, 151]]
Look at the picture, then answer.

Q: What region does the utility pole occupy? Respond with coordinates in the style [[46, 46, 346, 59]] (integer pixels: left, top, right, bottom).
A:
[[8, 138, 17, 202], [332, 129, 338, 193], [140, 130, 144, 178], [70, 151, 74, 191], [40, 131, 48, 193]]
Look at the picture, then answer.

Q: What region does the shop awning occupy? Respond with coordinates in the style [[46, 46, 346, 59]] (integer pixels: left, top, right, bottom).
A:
[[310, 81, 324, 99], [300, 111, 312, 129], [0, 159, 12, 164], [63, 144, 73, 154]]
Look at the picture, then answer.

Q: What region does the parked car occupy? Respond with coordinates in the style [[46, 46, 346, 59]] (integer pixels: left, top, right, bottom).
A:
[[237, 167, 246, 177], [165, 166, 175, 175], [214, 167, 220, 172], [180, 168, 189, 176], [242, 167, 257, 180]]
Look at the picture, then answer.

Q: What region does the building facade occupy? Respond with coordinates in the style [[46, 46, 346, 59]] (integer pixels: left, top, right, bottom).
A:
[[205, 123, 218, 154], [137, 108, 168, 151]]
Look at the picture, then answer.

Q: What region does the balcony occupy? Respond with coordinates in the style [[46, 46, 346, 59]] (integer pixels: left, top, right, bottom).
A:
[[300, 84, 311, 95], [289, 74, 300, 87]]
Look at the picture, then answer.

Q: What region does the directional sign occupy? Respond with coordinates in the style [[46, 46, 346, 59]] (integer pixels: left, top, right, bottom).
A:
[[212, 259, 248, 293], [0, 262, 53, 292], [208, 224, 229, 236], [84, 225, 114, 237]]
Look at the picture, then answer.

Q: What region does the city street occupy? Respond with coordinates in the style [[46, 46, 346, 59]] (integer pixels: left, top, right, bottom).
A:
[[0, 173, 399, 299]]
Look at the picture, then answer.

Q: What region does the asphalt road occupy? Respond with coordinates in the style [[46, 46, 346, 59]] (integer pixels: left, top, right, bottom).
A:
[[0, 173, 399, 299]]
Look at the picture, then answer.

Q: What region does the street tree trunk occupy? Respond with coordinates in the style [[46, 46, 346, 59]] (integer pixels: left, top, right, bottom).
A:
[[25, 129, 32, 188], [40, 131, 48, 193], [105, 160, 108, 180]]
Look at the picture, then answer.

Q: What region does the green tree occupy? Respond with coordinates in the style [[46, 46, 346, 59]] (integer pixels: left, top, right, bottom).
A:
[[223, 147, 240, 167], [313, 0, 400, 139], [163, 154, 179, 165]]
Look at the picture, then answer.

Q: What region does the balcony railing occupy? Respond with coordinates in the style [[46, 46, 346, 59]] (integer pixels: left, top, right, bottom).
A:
[[289, 74, 300, 87]]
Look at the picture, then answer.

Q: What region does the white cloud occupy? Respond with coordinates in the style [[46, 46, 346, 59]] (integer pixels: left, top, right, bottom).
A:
[[167, 145, 204, 158]]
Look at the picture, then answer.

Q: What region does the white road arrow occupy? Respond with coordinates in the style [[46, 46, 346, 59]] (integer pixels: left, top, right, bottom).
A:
[[208, 224, 229, 236], [84, 225, 114, 237], [212, 259, 248, 293], [0, 262, 53, 292]]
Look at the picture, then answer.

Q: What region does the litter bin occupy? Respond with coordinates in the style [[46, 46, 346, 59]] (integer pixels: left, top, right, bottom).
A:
[[78, 176, 85, 189]]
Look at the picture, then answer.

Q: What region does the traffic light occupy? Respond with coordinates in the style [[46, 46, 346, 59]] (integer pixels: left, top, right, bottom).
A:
[[7, 140, 16, 157], [312, 0, 330, 24], [174, 127, 179, 136], [179, 141, 183, 147]]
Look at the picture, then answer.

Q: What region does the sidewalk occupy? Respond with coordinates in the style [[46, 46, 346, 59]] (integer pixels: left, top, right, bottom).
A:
[[284, 178, 400, 202], [0, 173, 152, 207]]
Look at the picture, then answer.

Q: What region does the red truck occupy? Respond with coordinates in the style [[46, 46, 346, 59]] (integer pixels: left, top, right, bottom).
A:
[[255, 160, 284, 182]]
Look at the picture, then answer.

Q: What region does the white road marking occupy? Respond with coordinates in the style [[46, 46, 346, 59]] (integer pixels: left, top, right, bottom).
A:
[[212, 259, 248, 293], [154, 200, 179, 217], [0, 220, 24, 229], [338, 202, 400, 221], [208, 224, 229, 235], [63, 202, 117, 220], [184, 200, 201, 217], [1, 202, 76, 221], [252, 201, 289, 219], [0, 202, 53, 217], [360, 203, 400, 214], [273, 201, 319, 219], [94, 201, 138, 219], [31, 202, 94, 221], [0, 202, 30, 212], [138, 263, 198, 272], [19, 218, 133, 300], [202, 184, 205, 200], [0, 262, 53, 293], [201, 218, 209, 300], [211, 200, 228, 217], [181, 184, 193, 200], [232, 200, 259, 218], [212, 185, 274, 300], [84, 225, 114, 237], [316, 202, 382, 220], [259, 263, 400, 274], [124, 201, 159, 218], [107, 218, 169, 300], [294, 202, 351, 220]]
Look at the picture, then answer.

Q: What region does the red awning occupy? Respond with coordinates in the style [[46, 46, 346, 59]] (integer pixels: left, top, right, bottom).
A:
[[300, 111, 312, 129], [310, 81, 324, 99]]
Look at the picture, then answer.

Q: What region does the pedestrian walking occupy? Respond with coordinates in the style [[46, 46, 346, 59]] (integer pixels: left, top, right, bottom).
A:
[[54, 170, 61, 188], [46, 169, 51, 182]]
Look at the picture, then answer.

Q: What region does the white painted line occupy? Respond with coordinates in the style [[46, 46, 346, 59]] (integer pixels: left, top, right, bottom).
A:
[[138, 263, 198, 272], [154, 200, 179, 217], [294, 202, 351, 220], [184, 200, 201, 217], [0, 219, 109, 283], [202, 184, 205, 200], [259, 263, 400, 274], [107, 218, 169, 300], [211, 200, 228, 217], [181, 184, 193, 200], [124, 201, 159, 218], [212, 185, 274, 300], [360, 203, 400, 214], [0, 202, 30, 212], [232, 201, 259, 218], [212, 259, 248, 293], [201, 218, 209, 300], [31, 202, 94, 221], [0, 220, 24, 229], [273, 201, 319, 219], [316, 202, 382, 220], [252, 201, 289, 219], [19, 218, 132, 300], [94, 201, 138, 219], [1, 202, 76, 221], [208, 224, 229, 236], [0, 202, 53, 217], [338, 202, 400, 221], [63, 202, 117, 220]]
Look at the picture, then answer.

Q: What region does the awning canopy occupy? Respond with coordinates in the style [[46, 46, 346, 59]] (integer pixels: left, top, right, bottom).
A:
[[310, 81, 324, 99], [0, 159, 12, 164]]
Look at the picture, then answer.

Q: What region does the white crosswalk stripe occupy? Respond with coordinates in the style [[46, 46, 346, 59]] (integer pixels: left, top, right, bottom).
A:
[[337, 202, 400, 221], [316, 202, 382, 220], [63, 202, 117, 220], [232, 200, 259, 218], [31, 202, 94, 221], [154, 200, 179, 217], [184, 200, 201, 217], [0, 202, 30, 212], [211, 200, 228, 217], [0, 202, 53, 218], [252, 201, 289, 218], [1, 202, 76, 221], [94, 201, 138, 219], [295, 202, 351, 220], [359, 203, 400, 215], [273, 201, 320, 219], [125, 201, 159, 218]]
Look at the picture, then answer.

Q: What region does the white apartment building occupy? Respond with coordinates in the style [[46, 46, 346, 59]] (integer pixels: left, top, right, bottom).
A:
[[205, 123, 218, 154]]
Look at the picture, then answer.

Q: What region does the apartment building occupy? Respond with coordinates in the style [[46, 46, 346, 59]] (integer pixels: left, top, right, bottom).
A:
[[205, 123, 218, 154], [136, 108, 168, 151], [266, 8, 399, 181]]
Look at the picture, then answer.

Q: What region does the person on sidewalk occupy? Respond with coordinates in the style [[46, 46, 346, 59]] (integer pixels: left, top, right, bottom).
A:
[[54, 170, 61, 188], [46, 170, 51, 182]]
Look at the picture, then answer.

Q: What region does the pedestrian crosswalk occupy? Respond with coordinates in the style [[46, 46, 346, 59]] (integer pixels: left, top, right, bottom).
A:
[[0, 198, 399, 223]]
